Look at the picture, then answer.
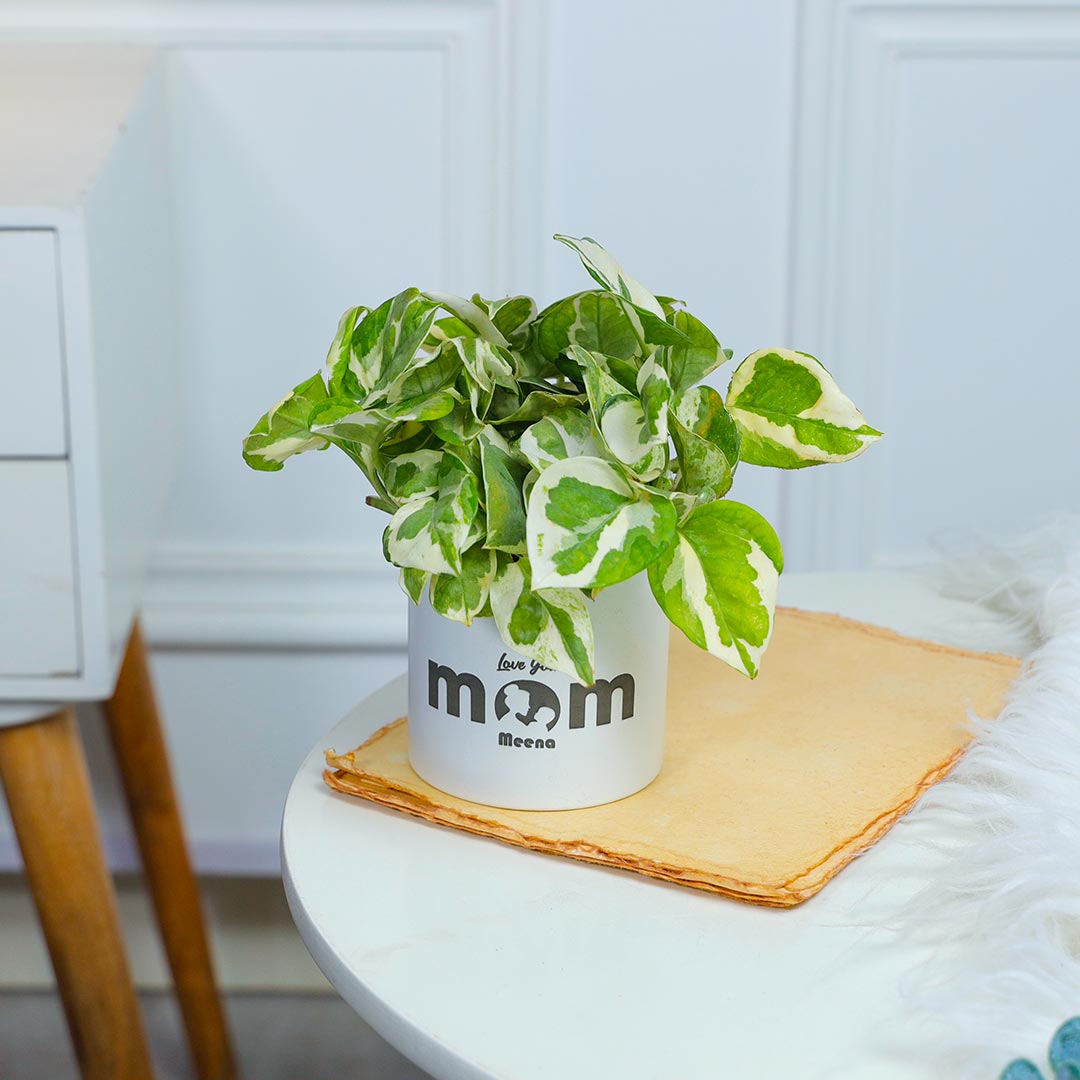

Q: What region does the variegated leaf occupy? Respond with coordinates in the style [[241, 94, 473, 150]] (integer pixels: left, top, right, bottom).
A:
[[350, 289, 438, 397], [429, 546, 498, 625], [472, 294, 537, 349], [383, 449, 443, 502], [439, 335, 517, 420], [380, 340, 460, 406], [423, 291, 511, 348], [492, 387, 586, 426], [647, 500, 783, 678], [661, 310, 733, 392], [636, 352, 671, 445], [383, 498, 456, 575], [325, 305, 369, 397], [726, 349, 881, 468], [430, 395, 485, 445], [576, 347, 666, 480], [517, 407, 603, 472], [376, 390, 458, 423], [489, 556, 594, 683], [380, 421, 430, 456], [309, 399, 397, 449], [444, 336, 516, 393], [527, 456, 678, 590], [536, 291, 641, 362], [534, 290, 688, 373], [422, 315, 473, 353], [242, 373, 330, 471], [400, 567, 429, 605], [670, 386, 740, 503], [655, 295, 686, 317], [431, 452, 482, 574], [477, 427, 528, 554], [553, 234, 665, 317]]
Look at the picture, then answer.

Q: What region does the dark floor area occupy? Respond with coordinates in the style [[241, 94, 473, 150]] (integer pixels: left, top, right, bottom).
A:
[[0, 990, 433, 1079]]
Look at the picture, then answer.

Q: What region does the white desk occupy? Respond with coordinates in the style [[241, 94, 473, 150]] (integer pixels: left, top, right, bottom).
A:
[[282, 570, 1013, 1080], [0, 46, 234, 1079]]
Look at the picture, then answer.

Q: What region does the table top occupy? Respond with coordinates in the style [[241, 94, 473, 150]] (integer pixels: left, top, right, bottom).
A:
[[281, 570, 1010, 1080]]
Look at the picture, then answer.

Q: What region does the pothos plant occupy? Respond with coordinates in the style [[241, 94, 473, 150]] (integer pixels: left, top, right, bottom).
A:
[[242, 236, 880, 684]]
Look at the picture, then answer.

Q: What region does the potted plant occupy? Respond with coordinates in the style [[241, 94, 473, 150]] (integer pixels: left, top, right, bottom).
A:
[[243, 235, 880, 810]]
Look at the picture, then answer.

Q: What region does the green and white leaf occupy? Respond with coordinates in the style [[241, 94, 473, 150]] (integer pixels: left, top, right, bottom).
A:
[[473, 294, 537, 349], [429, 546, 497, 625], [553, 234, 665, 318], [325, 305, 369, 397], [431, 452, 482, 574], [492, 387, 586, 426], [661, 309, 732, 392], [517, 407, 604, 472], [527, 456, 678, 590], [655, 295, 686, 317], [350, 289, 438, 396], [726, 348, 882, 468], [383, 498, 456, 575], [380, 420, 430, 456], [376, 389, 458, 423], [383, 449, 443, 502], [477, 427, 528, 554], [489, 556, 594, 683], [444, 336, 516, 393], [242, 373, 330, 471], [534, 290, 688, 370], [400, 567, 429, 605], [423, 291, 511, 348], [636, 352, 671, 445], [535, 291, 642, 362], [648, 500, 783, 678], [380, 340, 460, 406], [429, 395, 485, 445], [670, 385, 740, 503], [309, 399, 393, 448], [576, 347, 666, 480], [439, 336, 517, 419]]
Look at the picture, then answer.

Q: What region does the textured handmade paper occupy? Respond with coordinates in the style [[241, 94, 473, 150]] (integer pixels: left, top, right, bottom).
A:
[[324, 608, 1020, 906]]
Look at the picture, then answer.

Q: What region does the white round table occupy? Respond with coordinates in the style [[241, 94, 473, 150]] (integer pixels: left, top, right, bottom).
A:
[[282, 572, 1004, 1080]]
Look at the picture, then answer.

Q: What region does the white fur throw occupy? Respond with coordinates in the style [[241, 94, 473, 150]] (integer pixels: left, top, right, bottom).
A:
[[896, 521, 1080, 1075]]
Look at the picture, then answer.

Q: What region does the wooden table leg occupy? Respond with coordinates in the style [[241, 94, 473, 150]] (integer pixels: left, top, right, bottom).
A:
[[102, 620, 237, 1080], [0, 708, 154, 1080]]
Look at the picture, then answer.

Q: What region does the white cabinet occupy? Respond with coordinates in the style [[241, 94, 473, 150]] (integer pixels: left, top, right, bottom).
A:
[[0, 462, 78, 676], [0, 230, 66, 457], [0, 46, 176, 701]]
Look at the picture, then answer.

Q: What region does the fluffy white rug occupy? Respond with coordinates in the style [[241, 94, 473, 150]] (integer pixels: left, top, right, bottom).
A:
[[895, 521, 1080, 1075]]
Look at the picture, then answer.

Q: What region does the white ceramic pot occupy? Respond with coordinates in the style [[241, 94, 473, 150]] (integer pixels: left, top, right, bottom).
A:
[[407, 572, 668, 810]]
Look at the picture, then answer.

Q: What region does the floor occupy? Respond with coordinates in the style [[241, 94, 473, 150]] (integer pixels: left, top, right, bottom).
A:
[[0, 991, 434, 1079]]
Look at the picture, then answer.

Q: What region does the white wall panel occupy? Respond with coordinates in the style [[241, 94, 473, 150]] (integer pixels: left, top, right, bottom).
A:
[[163, 44, 445, 561], [543, 0, 796, 535], [878, 51, 1080, 565], [787, 1, 1080, 570]]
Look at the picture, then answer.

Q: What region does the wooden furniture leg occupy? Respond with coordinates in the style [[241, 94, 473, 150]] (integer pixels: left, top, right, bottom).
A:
[[102, 621, 237, 1080], [0, 708, 154, 1080]]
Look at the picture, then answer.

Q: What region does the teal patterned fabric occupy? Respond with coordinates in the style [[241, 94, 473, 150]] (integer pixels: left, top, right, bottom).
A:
[[1002, 1019, 1080, 1079]]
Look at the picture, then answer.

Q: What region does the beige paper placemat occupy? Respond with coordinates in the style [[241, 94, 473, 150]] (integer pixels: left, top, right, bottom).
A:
[[325, 608, 1020, 906]]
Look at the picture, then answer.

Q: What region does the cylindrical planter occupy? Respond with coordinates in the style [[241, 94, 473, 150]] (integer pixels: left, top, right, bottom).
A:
[[407, 572, 668, 810]]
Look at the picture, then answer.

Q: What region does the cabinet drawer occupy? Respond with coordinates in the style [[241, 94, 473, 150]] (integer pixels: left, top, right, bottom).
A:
[[0, 230, 67, 456], [0, 461, 79, 677]]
